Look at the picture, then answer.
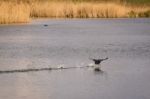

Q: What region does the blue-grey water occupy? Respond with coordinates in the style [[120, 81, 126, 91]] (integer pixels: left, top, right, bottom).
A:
[[0, 19, 150, 99]]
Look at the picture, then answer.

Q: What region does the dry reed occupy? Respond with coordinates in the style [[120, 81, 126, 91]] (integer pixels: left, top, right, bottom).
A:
[[30, 2, 150, 18], [30, 2, 130, 18], [0, 2, 30, 24], [0, 1, 150, 24]]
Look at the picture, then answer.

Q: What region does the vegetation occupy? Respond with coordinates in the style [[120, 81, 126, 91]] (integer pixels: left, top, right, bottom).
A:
[[1, 0, 150, 4], [0, 0, 150, 24], [125, 0, 150, 5], [0, 2, 30, 24], [30, 2, 129, 18]]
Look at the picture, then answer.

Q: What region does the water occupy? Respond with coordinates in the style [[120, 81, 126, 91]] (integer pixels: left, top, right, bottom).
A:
[[0, 19, 150, 99]]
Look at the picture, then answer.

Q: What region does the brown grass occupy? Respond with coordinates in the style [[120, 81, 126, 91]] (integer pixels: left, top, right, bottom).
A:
[[30, 2, 130, 18], [30, 2, 150, 18], [0, 2, 30, 24], [0, 1, 150, 24]]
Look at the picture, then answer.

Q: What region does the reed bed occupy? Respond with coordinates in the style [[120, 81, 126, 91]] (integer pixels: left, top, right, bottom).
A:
[[30, 2, 130, 18], [0, 1, 150, 24], [30, 2, 150, 18], [0, 2, 30, 24]]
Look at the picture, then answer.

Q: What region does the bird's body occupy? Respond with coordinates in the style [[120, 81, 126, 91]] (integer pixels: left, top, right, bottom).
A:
[[44, 24, 48, 27]]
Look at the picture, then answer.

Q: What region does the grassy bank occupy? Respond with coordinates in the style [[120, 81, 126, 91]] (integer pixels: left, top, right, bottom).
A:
[[0, 0, 150, 24]]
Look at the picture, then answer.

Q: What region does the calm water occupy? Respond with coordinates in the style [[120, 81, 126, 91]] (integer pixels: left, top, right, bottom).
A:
[[0, 19, 150, 99]]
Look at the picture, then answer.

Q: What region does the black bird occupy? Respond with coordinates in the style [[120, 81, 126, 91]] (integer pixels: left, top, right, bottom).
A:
[[90, 57, 108, 71], [44, 24, 48, 27]]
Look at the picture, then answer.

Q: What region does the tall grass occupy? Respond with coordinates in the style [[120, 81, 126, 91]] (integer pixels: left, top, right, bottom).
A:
[[0, 1, 150, 24], [30, 1, 150, 18], [0, 2, 30, 24], [125, 0, 150, 5], [30, 2, 129, 18]]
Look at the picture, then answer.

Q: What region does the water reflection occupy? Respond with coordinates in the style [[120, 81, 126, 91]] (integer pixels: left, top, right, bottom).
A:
[[94, 69, 105, 74], [93, 69, 108, 80]]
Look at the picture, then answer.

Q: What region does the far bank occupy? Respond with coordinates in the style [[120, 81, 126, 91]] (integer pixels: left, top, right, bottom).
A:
[[0, 1, 150, 24]]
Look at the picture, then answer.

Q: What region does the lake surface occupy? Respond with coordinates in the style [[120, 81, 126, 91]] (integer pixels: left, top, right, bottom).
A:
[[0, 19, 150, 99]]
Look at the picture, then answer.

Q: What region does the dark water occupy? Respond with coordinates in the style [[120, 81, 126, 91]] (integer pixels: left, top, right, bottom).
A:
[[0, 19, 150, 99]]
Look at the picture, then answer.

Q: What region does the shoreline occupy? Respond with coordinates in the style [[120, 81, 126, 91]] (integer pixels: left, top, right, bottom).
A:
[[0, 18, 149, 25]]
